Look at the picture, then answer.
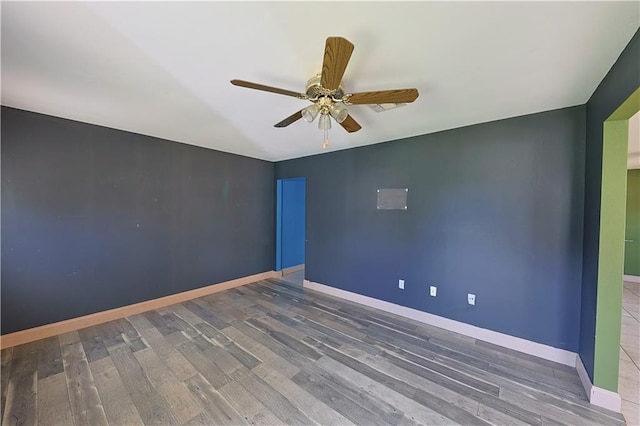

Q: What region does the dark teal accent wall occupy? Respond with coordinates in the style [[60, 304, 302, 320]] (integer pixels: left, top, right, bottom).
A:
[[579, 29, 640, 381], [1, 107, 275, 334], [277, 106, 586, 350]]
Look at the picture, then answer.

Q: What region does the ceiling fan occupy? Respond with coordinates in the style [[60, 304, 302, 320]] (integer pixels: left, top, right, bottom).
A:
[[231, 36, 419, 147]]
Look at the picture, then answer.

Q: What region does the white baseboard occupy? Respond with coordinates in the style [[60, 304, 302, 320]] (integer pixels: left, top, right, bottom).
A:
[[623, 274, 640, 283], [576, 355, 622, 412], [303, 280, 577, 367]]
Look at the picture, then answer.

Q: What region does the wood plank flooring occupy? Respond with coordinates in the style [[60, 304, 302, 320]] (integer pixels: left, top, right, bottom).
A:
[[1, 278, 627, 425]]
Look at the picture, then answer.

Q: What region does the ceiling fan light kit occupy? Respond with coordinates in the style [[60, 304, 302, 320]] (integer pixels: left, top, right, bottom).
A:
[[231, 36, 419, 148]]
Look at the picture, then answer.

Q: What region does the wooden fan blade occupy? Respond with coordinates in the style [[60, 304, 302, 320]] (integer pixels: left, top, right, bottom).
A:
[[339, 114, 362, 133], [274, 110, 303, 128], [231, 79, 306, 98], [321, 37, 354, 91], [346, 89, 419, 105]]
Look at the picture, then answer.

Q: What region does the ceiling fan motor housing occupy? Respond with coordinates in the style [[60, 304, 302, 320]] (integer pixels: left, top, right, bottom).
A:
[[305, 74, 344, 102]]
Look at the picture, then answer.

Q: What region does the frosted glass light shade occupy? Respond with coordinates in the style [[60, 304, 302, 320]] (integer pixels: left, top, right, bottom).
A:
[[318, 113, 331, 130], [329, 104, 348, 123], [302, 104, 320, 122]]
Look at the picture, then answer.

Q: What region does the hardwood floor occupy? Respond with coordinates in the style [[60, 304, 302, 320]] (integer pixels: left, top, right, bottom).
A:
[[1, 278, 626, 425]]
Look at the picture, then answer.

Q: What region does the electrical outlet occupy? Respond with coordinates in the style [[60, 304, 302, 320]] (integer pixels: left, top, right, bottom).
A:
[[398, 279, 405, 290], [468, 293, 476, 305], [429, 286, 437, 297]]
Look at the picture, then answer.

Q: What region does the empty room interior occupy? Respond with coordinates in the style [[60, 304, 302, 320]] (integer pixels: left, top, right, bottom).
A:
[[2, 2, 640, 425]]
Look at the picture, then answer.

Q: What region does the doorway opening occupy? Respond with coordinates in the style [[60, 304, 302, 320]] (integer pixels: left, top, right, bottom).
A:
[[592, 87, 638, 417], [276, 177, 306, 286], [618, 111, 640, 424]]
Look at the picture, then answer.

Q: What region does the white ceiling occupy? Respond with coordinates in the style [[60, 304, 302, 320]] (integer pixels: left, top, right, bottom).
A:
[[2, 2, 639, 162]]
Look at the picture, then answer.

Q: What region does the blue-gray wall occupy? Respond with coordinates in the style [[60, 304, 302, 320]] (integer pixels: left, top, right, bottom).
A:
[[1, 107, 275, 334], [580, 29, 640, 381], [277, 107, 586, 351]]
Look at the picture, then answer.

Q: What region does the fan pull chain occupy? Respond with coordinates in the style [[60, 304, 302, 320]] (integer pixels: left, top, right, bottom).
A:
[[323, 127, 329, 149]]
